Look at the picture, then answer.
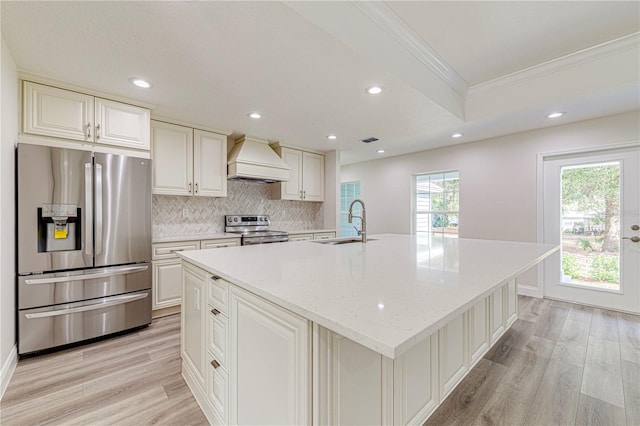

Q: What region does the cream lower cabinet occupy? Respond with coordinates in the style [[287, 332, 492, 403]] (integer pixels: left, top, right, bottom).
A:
[[229, 286, 310, 425], [289, 231, 336, 242], [314, 278, 518, 425], [183, 270, 518, 425], [152, 238, 240, 313], [182, 262, 311, 425], [182, 262, 208, 392]]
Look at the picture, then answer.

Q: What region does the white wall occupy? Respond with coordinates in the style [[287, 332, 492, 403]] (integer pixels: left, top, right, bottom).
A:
[[0, 37, 19, 397], [323, 149, 340, 232], [341, 111, 640, 290]]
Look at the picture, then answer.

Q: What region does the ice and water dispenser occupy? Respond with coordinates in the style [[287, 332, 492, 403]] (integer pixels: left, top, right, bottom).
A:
[[37, 204, 81, 253]]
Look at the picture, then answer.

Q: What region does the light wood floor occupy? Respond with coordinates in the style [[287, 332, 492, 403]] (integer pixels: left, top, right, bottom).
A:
[[1, 297, 638, 425], [426, 296, 640, 426], [0, 314, 208, 426]]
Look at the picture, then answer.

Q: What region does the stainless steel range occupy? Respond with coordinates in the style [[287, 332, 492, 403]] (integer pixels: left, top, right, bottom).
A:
[[225, 215, 288, 245]]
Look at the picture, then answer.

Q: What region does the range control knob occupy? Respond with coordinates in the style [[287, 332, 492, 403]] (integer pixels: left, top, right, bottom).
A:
[[234, 217, 239, 222]]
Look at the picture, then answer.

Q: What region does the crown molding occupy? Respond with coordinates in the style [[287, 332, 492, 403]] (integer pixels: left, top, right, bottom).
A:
[[18, 70, 157, 110], [469, 32, 640, 97], [353, 1, 468, 98]]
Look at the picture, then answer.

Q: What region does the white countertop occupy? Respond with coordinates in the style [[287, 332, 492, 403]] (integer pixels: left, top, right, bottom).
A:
[[178, 234, 558, 359], [152, 233, 240, 244]]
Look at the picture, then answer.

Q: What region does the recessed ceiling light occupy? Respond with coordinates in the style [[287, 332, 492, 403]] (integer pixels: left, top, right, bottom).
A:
[[377, 149, 385, 154], [547, 112, 564, 118], [327, 134, 337, 140], [377, 303, 385, 310], [248, 112, 262, 119], [129, 78, 152, 88], [451, 133, 463, 138], [366, 86, 383, 95]]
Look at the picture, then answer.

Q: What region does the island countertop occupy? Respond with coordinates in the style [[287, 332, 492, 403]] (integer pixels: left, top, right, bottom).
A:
[[178, 234, 558, 358]]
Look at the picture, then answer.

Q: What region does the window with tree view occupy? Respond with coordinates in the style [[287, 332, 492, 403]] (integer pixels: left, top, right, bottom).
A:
[[414, 171, 459, 237], [561, 162, 621, 291]]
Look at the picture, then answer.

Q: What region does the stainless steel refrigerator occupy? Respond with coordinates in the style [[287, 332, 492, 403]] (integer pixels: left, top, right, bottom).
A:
[[16, 143, 152, 355]]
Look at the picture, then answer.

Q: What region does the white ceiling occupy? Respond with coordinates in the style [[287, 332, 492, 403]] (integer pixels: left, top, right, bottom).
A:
[[2, 1, 639, 165]]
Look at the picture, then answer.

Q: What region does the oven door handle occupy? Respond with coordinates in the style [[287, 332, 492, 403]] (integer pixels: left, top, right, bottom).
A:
[[24, 292, 149, 319], [24, 265, 149, 285]]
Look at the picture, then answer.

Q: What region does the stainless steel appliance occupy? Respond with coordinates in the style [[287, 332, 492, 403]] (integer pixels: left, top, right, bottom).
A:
[[225, 215, 288, 245], [17, 143, 152, 355]]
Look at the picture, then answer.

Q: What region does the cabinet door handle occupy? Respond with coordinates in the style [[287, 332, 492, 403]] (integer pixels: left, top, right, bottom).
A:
[[87, 123, 92, 139], [211, 275, 221, 280], [188, 182, 192, 193], [303, 190, 306, 199], [211, 308, 221, 315], [195, 182, 199, 194], [211, 359, 221, 369], [96, 124, 101, 139]]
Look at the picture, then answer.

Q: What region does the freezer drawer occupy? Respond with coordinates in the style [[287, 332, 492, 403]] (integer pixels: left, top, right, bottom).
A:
[[18, 263, 151, 310], [18, 289, 151, 355]]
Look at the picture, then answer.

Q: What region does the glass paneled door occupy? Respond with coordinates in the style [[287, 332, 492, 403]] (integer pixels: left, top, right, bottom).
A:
[[543, 146, 640, 313]]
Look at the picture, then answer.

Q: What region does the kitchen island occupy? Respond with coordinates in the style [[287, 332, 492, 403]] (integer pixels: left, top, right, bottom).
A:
[[178, 234, 558, 425]]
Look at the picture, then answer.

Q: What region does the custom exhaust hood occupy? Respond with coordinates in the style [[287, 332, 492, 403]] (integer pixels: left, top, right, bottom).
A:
[[227, 136, 290, 183]]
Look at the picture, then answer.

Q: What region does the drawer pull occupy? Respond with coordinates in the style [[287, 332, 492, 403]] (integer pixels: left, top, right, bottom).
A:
[[211, 275, 221, 280], [169, 249, 184, 253], [211, 359, 221, 369], [211, 308, 221, 315]]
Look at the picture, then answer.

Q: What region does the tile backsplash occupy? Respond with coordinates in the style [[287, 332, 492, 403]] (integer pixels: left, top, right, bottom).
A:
[[153, 180, 324, 238]]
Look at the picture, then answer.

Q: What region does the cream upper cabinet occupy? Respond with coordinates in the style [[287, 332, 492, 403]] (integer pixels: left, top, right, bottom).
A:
[[193, 129, 227, 197], [23, 81, 150, 150], [270, 145, 324, 202], [301, 151, 324, 201], [151, 121, 193, 196], [151, 120, 227, 197], [94, 98, 150, 149], [279, 148, 303, 200]]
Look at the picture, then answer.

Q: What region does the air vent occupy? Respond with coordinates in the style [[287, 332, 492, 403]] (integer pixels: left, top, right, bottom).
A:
[[361, 137, 379, 143]]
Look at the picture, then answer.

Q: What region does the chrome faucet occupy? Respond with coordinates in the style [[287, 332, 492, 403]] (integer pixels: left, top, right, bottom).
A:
[[348, 199, 367, 243]]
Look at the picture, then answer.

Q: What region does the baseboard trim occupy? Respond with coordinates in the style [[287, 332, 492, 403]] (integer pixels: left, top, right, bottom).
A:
[[152, 305, 181, 319], [517, 285, 541, 298], [0, 345, 17, 400]]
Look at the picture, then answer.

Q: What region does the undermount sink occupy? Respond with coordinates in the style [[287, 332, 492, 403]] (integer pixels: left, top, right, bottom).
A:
[[312, 238, 377, 245]]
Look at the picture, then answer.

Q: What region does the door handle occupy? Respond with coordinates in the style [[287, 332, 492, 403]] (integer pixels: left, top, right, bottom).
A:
[[96, 124, 101, 139], [24, 265, 149, 285], [622, 236, 640, 243], [631, 225, 639, 231], [95, 164, 103, 255], [84, 163, 93, 256], [87, 123, 92, 139], [24, 292, 148, 318]]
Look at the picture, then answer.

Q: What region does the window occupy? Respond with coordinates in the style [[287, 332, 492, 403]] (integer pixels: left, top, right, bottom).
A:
[[413, 171, 459, 237], [340, 182, 361, 237]]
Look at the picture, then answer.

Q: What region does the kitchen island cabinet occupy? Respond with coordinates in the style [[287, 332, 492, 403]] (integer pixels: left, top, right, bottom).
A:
[[179, 234, 557, 424]]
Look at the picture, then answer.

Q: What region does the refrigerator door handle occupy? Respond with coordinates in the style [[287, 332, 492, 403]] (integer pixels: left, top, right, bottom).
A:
[[24, 265, 149, 285], [84, 163, 93, 256], [95, 163, 103, 255], [24, 292, 149, 319]]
